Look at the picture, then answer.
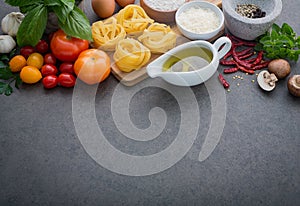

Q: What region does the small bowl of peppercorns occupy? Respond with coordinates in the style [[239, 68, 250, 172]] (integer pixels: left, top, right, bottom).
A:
[[222, 0, 282, 40]]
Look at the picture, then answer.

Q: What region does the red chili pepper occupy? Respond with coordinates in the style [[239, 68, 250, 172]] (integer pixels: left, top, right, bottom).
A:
[[223, 67, 238, 74], [232, 49, 253, 69], [239, 51, 255, 60], [252, 51, 264, 65], [244, 57, 257, 63], [223, 49, 233, 60], [236, 47, 253, 57], [220, 59, 236, 66], [252, 60, 271, 70], [237, 65, 255, 74], [218, 74, 230, 88], [226, 34, 256, 47]]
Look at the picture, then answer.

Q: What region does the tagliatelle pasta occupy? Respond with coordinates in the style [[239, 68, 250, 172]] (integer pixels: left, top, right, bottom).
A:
[[113, 38, 151, 72], [92, 17, 126, 51], [116, 5, 154, 34], [138, 23, 177, 54]]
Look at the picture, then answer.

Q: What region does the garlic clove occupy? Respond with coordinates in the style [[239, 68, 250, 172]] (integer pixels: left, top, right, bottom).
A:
[[1, 12, 25, 37], [0, 35, 16, 54]]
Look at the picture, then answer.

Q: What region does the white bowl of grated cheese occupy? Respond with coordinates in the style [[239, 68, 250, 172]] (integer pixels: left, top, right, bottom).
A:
[[175, 1, 224, 40]]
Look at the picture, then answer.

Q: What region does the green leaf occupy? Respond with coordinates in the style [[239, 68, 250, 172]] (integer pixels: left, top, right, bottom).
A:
[[0, 55, 9, 62], [0, 82, 12, 96], [44, 0, 61, 7], [16, 4, 48, 47], [281, 23, 294, 36], [0, 68, 14, 80], [59, 6, 92, 41], [271, 30, 279, 39], [0, 61, 7, 69], [4, 84, 13, 96], [20, 2, 42, 14], [52, 0, 75, 24], [14, 75, 22, 89], [271, 23, 281, 33], [4, 0, 36, 7]]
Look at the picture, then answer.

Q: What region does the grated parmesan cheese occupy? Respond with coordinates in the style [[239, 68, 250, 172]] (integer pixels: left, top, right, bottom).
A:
[[145, 0, 185, 11], [177, 6, 220, 34]]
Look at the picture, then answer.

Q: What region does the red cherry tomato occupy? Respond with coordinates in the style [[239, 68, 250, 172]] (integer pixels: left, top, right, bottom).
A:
[[35, 39, 49, 54], [58, 73, 76, 87], [20, 46, 35, 59], [42, 75, 58, 89], [41, 64, 58, 77], [50, 29, 89, 62], [44, 53, 57, 65], [59, 62, 74, 74]]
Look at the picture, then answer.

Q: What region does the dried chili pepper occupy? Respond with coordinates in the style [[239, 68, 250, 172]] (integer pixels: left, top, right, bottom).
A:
[[232, 49, 253, 68], [223, 49, 233, 60], [224, 67, 238, 74], [237, 65, 255, 74], [252, 51, 263, 65], [239, 51, 255, 60], [244, 57, 257, 63], [236, 47, 253, 57], [220, 59, 236, 66], [226, 34, 256, 47], [218, 74, 230, 88], [252, 60, 271, 70]]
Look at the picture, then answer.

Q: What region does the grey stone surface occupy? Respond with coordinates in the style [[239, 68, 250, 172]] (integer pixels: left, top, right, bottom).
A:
[[0, 0, 299, 206]]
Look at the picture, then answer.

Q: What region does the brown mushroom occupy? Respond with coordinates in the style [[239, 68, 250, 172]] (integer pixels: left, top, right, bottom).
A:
[[268, 59, 291, 79], [287, 75, 300, 97]]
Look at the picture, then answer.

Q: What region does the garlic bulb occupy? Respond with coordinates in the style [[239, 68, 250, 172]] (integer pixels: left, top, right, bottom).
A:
[[1, 12, 25, 37], [0, 35, 16, 53]]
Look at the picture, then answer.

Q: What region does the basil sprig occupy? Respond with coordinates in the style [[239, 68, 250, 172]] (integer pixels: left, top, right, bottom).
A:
[[5, 0, 92, 47], [255, 23, 300, 61]]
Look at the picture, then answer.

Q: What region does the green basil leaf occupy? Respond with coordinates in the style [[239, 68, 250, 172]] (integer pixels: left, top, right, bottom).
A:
[[59, 6, 92, 41], [44, 0, 61, 7], [16, 4, 48, 47], [52, 0, 75, 24], [0, 68, 14, 80], [19, 2, 43, 14], [4, 0, 37, 7]]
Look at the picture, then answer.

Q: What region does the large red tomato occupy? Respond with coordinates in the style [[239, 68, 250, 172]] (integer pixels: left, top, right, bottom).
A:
[[74, 49, 111, 85], [50, 29, 89, 62]]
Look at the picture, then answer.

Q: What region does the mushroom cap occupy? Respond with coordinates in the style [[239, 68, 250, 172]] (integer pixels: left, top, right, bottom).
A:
[[257, 70, 276, 91], [268, 59, 291, 79], [287, 75, 300, 97]]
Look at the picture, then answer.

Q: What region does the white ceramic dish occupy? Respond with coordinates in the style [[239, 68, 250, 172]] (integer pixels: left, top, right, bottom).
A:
[[146, 37, 232, 86], [175, 1, 224, 40]]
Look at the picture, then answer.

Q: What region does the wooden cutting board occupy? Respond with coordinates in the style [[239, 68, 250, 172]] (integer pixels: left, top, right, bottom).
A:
[[111, 0, 223, 86]]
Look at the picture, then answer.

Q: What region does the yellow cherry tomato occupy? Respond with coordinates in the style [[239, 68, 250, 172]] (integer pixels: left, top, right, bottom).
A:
[[20, 66, 42, 84], [27, 52, 44, 69], [9, 55, 27, 72]]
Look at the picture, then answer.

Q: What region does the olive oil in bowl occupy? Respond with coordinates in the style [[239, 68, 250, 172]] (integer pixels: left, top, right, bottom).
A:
[[162, 47, 213, 72]]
